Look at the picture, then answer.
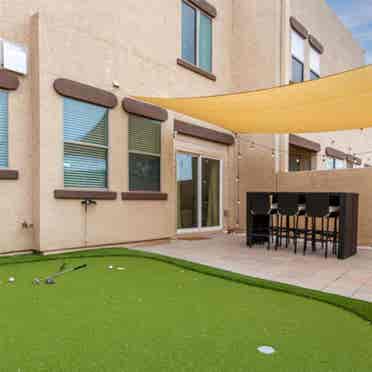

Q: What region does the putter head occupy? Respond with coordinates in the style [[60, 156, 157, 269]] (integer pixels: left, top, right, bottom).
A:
[[45, 277, 56, 285]]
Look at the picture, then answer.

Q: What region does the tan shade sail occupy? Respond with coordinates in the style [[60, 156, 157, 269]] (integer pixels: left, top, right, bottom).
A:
[[135, 65, 372, 134]]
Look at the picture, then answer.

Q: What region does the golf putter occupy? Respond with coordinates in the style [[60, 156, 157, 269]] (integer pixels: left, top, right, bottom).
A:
[[45, 264, 87, 285]]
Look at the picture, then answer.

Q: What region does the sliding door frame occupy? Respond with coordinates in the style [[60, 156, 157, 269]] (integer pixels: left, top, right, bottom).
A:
[[177, 151, 223, 234]]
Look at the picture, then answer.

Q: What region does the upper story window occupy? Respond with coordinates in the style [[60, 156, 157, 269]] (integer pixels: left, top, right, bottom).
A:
[[182, 0, 212, 73], [310, 47, 320, 80], [291, 30, 305, 83], [0, 90, 8, 168], [63, 98, 109, 189], [128, 115, 161, 192]]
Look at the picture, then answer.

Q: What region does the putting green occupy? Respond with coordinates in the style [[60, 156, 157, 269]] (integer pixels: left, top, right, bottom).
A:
[[0, 252, 371, 372]]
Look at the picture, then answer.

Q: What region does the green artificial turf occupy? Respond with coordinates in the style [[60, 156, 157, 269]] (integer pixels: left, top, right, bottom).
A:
[[0, 248, 371, 372]]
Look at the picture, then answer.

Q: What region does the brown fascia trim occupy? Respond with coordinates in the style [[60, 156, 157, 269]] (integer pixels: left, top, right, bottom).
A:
[[54, 190, 117, 200], [175, 119, 235, 145], [325, 147, 347, 160], [122, 192, 168, 201], [54, 79, 118, 109], [309, 35, 324, 54], [187, 0, 217, 18], [289, 134, 321, 152], [290, 16, 308, 39], [122, 97, 168, 122], [346, 154, 362, 166], [0, 70, 20, 91], [177, 58, 217, 81], [0, 169, 19, 180]]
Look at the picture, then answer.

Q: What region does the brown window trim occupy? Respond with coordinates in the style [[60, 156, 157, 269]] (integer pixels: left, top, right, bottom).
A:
[[53, 79, 118, 108], [177, 58, 216, 81], [289, 134, 320, 152], [0, 70, 20, 91], [309, 35, 324, 54], [174, 119, 234, 145], [122, 192, 168, 201], [290, 17, 308, 39], [187, 0, 217, 18], [0, 169, 19, 180], [325, 147, 347, 160], [54, 190, 117, 200], [122, 97, 168, 122]]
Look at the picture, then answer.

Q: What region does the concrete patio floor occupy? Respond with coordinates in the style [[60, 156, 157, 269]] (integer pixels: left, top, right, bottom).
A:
[[131, 233, 372, 303]]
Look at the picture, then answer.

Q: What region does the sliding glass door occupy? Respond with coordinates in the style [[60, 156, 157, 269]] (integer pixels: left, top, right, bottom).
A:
[[177, 153, 222, 232]]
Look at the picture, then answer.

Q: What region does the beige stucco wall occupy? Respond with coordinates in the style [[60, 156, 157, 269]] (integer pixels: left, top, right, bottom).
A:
[[0, 0, 239, 253], [0, 0, 368, 253], [278, 168, 372, 246]]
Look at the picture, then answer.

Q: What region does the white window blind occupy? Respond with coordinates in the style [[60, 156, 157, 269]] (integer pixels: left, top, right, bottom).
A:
[[310, 47, 320, 75], [291, 30, 305, 62], [0, 90, 8, 168]]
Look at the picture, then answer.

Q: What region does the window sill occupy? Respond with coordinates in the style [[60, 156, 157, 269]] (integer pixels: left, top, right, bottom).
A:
[[54, 190, 117, 200], [122, 192, 168, 201], [0, 169, 19, 180], [177, 59, 216, 81]]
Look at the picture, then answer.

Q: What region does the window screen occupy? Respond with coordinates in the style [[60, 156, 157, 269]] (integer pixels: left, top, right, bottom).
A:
[[292, 57, 304, 83], [0, 90, 8, 168], [63, 98, 108, 188], [199, 13, 212, 72], [128, 115, 161, 191], [182, 1, 197, 65]]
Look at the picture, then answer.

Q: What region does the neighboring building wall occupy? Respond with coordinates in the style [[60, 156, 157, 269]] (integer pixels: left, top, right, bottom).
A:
[[278, 168, 372, 246], [281, 0, 367, 172]]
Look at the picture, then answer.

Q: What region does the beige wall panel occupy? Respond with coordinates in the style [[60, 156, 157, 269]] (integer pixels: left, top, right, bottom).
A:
[[278, 168, 372, 245], [238, 134, 277, 229], [232, 0, 282, 91]]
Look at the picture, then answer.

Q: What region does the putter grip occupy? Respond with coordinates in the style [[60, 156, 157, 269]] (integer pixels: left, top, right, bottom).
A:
[[74, 264, 87, 271]]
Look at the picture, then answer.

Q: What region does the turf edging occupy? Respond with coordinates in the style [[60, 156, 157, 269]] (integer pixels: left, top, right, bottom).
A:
[[1, 247, 371, 324]]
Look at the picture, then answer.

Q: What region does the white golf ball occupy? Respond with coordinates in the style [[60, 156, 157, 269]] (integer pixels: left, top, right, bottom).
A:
[[108, 265, 114, 270], [8, 277, 15, 283]]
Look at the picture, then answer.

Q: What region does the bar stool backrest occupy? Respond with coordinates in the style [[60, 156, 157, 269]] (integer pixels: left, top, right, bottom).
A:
[[249, 193, 271, 215], [306, 193, 330, 217], [278, 193, 299, 215]]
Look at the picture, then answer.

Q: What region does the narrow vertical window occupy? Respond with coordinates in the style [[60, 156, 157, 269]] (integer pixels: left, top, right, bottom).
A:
[[63, 98, 108, 188], [0, 90, 8, 168], [310, 47, 320, 80], [291, 30, 305, 83], [128, 115, 161, 191], [181, 1, 213, 73], [199, 13, 212, 72], [182, 1, 197, 65]]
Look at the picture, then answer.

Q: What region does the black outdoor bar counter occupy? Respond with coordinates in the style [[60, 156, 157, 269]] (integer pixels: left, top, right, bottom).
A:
[[246, 192, 359, 259]]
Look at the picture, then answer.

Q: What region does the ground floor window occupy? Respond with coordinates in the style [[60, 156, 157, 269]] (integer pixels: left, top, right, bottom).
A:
[[177, 153, 221, 231], [0, 90, 8, 168], [63, 98, 109, 189], [128, 115, 161, 191], [325, 157, 346, 170], [289, 145, 314, 172]]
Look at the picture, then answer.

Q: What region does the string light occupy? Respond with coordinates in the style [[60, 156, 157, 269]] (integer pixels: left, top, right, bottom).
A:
[[235, 134, 372, 162]]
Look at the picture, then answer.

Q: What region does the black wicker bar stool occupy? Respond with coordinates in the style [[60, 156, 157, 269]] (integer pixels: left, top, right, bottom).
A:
[[277, 193, 300, 250], [247, 193, 271, 250], [304, 193, 340, 257]]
